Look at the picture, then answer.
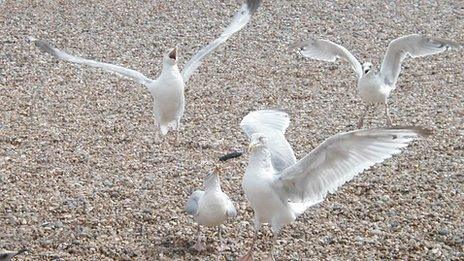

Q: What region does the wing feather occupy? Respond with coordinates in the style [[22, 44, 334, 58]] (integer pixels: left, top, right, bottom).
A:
[[275, 127, 431, 207], [292, 38, 363, 79], [185, 190, 204, 215], [225, 195, 237, 218], [240, 110, 296, 171], [181, 0, 261, 83], [32, 39, 152, 86], [380, 34, 461, 87]]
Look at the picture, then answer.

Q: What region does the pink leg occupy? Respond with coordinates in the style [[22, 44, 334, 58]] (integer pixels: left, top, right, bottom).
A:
[[357, 104, 370, 128]]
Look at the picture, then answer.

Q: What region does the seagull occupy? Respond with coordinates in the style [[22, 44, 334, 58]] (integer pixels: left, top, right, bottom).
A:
[[292, 34, 461, 128], [0, 249, 27, 261], [31, 0, 261, 137], [238, 110, 431, 260], [185, 167, 237, 252]]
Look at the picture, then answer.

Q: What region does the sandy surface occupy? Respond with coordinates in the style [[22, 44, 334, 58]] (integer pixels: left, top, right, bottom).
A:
[[1, 0, 463, 260]]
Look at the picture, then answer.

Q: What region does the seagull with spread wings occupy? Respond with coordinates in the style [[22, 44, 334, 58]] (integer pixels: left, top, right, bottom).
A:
[[292, 34, 461, 128], [185, 167, 237, 252], [31, 0, 261, 136], [237, 110, 431, 260]]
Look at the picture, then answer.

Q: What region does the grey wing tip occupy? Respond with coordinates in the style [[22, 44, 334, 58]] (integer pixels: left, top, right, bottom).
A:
[[17, 249, 28, 255], [246, 0, 261, 14], [386, 126, 434, 137], [289, 38, 318, 52], [289, 40, 310, 50], [426, 36, 461, 49], [33, 40, 60, 58]]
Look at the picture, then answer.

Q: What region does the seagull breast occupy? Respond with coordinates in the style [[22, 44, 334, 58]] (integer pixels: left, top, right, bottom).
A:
[[242, 149, 296, 231], [195, 191, 230, 227], [357, 74, 392, 104]]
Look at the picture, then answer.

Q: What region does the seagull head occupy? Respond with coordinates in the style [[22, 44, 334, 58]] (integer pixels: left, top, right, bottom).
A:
[[205, 167, 221, 189], [163, 47, 178, 66], [248, 133, 268, 151], [362, 62, 373, 74]]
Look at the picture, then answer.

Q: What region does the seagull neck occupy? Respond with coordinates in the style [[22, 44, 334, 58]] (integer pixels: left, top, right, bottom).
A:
[[205, 175, 221, 191], [249, 148, 273, 169], [162, 63, 180, 75]]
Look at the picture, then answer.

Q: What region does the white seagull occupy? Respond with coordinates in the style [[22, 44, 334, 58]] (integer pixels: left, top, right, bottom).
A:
[[0, 249, 27, 261], [292, 34, 461, 128], [185, 168, 237, 252], [31, 0, 261, 136], [238, 110, 431, 260]]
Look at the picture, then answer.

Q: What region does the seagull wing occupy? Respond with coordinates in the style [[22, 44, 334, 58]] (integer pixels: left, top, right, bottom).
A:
[[241, 110, 296, 171], [181, 0, 261, 84], [274, 127, 431, 207], [225, 194, 237, 218], [292, 38, 363, 79], [380, 34, 461, 87], [33, 39, 153, 86], [185, 190, 205, 215]]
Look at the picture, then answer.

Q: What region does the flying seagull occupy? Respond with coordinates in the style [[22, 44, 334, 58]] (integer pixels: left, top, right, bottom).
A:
[[0, 249, 27, 261], [31, 0, 261, 136], [237, 110, 431, 260], [185, 167, 237, 252], [292, 34, 461, 128]]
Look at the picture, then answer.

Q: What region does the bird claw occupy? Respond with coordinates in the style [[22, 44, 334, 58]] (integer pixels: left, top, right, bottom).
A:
[[237, 252, 253, 261], [263, 255, 275, 261]]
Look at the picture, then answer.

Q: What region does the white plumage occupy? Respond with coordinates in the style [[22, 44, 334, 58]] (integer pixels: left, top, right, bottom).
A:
[[185, 172, 236, 252], [239, 110, 431, 260], [293, 34, 461, 127], [31, 0, 261, 136]]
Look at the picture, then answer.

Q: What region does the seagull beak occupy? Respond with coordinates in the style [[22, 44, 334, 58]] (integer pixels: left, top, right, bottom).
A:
[[168, 47, 178, 60], [248, 142, 258, 151]]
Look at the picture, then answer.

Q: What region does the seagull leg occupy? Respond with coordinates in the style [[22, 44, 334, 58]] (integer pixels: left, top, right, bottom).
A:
[[237, 224, 259, 261], [357, 104, 369, 129], [216, 226, 225, 252], [384, 102, 393, 126], [193, 226, 207, 252], [264, 231, 278, 261]]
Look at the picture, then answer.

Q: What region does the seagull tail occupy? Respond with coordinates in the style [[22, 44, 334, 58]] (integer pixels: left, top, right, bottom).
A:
[[159, 120, 180, 135]]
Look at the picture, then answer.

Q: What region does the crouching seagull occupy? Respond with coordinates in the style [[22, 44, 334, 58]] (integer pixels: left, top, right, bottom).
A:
[[31, 0, 261, 136], [185, 167, 237, 252], [238, 110, 431, 260], [292, 34, 461, 128]]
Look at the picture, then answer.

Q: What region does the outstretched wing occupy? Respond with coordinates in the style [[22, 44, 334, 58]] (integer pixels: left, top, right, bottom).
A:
[[241, 110, 296, 171], [32, 39, 153, 86], [292, 38, 363, 79], [275, 127, 431, 208], [380, 34, 461, 87], [181, 0, 261, 83], [185, 190, 205, 215]]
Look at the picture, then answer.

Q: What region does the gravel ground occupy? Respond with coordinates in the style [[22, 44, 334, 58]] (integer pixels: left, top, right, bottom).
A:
[[1, 0, 463, 260]]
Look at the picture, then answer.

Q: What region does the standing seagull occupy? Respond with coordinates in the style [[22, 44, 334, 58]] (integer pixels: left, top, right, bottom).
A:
[[0, 249, 27, 261], [31, 0, 261, 136], [185, 167, 237, 252], [238, 110, 431, 260], [292, 34, 461, 127]]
